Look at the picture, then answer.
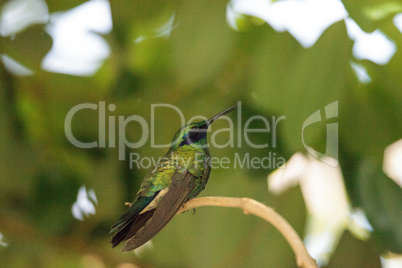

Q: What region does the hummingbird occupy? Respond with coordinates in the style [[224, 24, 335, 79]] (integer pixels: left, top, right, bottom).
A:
[[110, 104, 238, 252]]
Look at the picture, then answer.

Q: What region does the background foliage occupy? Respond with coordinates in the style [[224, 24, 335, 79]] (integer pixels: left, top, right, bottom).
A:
[[0, 0, 401, 267]]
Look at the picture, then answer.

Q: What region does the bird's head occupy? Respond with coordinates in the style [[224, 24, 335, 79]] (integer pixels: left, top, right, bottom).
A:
[[170, 104, 238, 149]]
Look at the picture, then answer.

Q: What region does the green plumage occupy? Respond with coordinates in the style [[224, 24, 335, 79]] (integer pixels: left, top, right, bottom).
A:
[[138, 145, 209, 197], [110, 104, 237, 251]]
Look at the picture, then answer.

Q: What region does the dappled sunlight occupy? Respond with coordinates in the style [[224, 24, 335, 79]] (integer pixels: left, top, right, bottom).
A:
[[81, 254, 106, 268], [134, 13, 176, 43], [2, 0, 398, 78], [0, 0, 48, 36], [268, 153, 372, 265], [0, 0, 48, 75], [268, 153, 307, 195], [303, 231, 335, 266], [230, 0, 398, 66], [79, 253, 144, 268], [1, 54, 34, 76], [42, 0, 112, 76], [133, 240, 154, 257], [364, 2, 402, 21], [345, 18, 396, 65], [383, 139, 402, 188], [350, 209, 373, 233], [1, 0, 400, 266], [229, 0, 347, 47], [116, 263, 140, 268], [72, 185, 98, 221], [350, 61, 372, 85], [0, 232, 8, 247], [381, 255, 402, 268], [153, 13, 176, 39], [394, 13, 402, 33]]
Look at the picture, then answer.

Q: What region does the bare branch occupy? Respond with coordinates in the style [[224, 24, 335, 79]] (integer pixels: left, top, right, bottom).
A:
[[177, 196, 318, 268]]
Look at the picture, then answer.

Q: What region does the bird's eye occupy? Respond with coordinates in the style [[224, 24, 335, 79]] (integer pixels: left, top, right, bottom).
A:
[[188, 130, 200, 142]]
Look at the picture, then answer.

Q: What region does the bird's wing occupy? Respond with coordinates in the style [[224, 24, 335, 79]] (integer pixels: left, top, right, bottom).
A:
[[121, 170, 194, 252]]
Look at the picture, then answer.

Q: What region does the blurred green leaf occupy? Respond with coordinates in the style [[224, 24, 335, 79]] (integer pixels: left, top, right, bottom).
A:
[[340, 78, 402, 164], [46, 0, 88, 13], [326, 231, 382, 268], [357, 160, 402, 253], [2, 24, 52, 71], [31, 169, 80, 234], [340, 147, 402, 253], [236, 101, 291, 177], [252, 21, 353, 152], [170, 0, 236, 86], [342, 0, 383, 32], [364, 2, 402, 21]]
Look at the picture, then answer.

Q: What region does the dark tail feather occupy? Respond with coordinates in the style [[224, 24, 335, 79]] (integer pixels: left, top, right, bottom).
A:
[[110, 196, 156, 248], [125, 210, 155, 241], [110, 210, 156, 248], [121, 172, 194, 252], [110, 218, 134, 248]]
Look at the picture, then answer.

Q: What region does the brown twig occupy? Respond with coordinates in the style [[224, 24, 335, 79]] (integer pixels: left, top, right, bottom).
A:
[[176, 196, 318, 268]]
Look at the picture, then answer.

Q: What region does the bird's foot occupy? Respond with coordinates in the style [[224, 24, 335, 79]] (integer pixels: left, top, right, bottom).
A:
[[125, 202, 133, 207]]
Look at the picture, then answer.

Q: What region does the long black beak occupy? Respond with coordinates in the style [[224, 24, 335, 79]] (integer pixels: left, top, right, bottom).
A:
[[206, 104, 238, 127]]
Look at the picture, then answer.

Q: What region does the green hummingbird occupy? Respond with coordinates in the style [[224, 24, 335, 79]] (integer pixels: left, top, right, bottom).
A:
[[110, 104, 237, 252]]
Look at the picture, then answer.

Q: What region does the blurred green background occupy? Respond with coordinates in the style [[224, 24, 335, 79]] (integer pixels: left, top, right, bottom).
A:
[[0, 0, 402, 267]]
